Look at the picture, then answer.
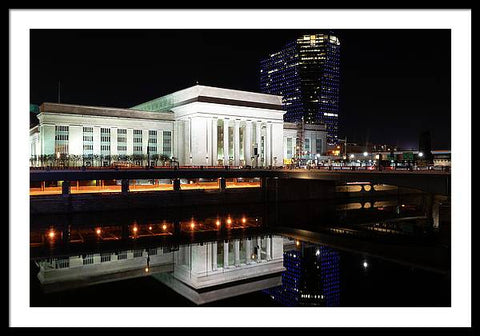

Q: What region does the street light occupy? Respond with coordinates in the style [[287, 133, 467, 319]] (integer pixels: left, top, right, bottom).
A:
[[363, 152, 368, 157], [418, 152, 424, 157]]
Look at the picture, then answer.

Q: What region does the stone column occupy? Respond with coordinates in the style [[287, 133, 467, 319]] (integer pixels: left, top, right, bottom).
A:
[[234, 120, 240, 166], [256, 237, 262, 262], [266, 236, 271, 260], [266, 123, 272, 166], [256, 121, 262, 167], [234, 240, 240, 266], [212, 242, 218, 271], [245, 239, 252, 264], [157, 130, 163, 158], [223, 241, 229, 268], [223, 119, 229, 165], [245, 121, 252, 166], [211, 119, 218, 166]]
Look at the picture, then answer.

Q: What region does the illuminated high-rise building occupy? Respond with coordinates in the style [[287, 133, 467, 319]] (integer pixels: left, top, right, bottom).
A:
[[260, 33, 341, 145]]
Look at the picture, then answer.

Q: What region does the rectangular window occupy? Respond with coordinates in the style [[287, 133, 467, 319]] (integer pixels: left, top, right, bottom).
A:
[[148, 130, 157, 155], [239, 125, 245, 161], [228, 126, 234, 159], [304, 138, 311, 153], [316, 139, 323, 154], [117, 128, 127, 155], [133, 130, 143, 155], [83, 127, 94, 156], [54, 125, 69, 155], [100, 253, 111, 263], [117, 251, 128, 260], [217, 121, 224, 160], [134, 249, 144, 258], [100, 128, 111, 157], [55, 258, 69, 269], [286, 138, 293, 159], [163, 131, 172, 157], [83, 254, 94, 265]]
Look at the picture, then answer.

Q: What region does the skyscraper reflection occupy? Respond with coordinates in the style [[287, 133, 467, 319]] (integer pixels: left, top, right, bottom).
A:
[[263, 239, 340, 306]]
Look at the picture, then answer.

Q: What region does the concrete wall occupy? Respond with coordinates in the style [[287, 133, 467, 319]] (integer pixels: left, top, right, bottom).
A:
[[30, 178, 339, 215]]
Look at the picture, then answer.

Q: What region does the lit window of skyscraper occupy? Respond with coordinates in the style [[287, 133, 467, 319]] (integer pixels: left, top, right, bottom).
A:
[[260, 33, 341, 145]]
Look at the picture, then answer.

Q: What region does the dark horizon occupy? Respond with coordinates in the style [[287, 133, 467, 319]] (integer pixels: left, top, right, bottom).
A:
[[30, 29, 451, 150]]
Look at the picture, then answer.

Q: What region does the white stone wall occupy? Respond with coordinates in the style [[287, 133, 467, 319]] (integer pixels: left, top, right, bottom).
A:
[[36, 112, 174, 157], [172, 101, 285, 167]]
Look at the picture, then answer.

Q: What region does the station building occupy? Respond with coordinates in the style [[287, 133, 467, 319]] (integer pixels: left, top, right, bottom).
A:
[[30, 85, 327, 167]]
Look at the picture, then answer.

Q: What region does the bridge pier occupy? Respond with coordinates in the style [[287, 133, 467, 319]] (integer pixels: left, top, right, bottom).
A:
[[173, 219, 181, 236], [121, 179, 129, 194], [61, 181, 71, 196], [173, 178, 181, 191], [219, 177, 226, 191], [61, 224, 71, 244]]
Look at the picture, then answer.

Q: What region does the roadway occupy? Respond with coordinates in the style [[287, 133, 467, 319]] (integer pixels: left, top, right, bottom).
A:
[[30, 166, 450, 195]]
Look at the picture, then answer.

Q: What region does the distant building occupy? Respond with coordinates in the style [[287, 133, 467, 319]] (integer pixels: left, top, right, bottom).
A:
[[260, 33, 341, 145], [431, 150, 451, 167], [419, 130, 433, 163], [30, 104, 40, 128]]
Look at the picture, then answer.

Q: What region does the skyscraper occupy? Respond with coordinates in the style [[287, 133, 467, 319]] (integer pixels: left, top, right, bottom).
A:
[[260, 33, 341, 145]]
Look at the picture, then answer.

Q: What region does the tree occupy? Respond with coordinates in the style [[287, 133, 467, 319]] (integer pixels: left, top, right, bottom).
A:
[[151, 154, 159, 166], [159, 154, 170, 166]]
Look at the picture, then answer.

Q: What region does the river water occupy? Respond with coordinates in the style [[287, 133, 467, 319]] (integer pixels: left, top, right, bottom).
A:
[[30, 192, 450, 307]]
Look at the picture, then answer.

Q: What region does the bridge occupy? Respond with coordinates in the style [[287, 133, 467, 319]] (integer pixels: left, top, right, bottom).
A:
[[30, 167, 450, 196]]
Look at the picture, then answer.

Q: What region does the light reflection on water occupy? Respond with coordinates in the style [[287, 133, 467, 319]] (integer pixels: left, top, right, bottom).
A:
[[30, 195, 450, 307]]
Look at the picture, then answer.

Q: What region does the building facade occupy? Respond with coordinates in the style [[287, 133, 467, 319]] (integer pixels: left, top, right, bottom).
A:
[[260, 33, 341, 145], [30, 85, 327, 167]]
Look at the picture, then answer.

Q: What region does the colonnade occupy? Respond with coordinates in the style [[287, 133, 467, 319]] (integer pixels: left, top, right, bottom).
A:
[[210, 236, 273, 271]]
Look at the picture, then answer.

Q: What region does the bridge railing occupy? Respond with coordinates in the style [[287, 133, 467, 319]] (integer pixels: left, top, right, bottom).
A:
[[30, 164, 450, 173]]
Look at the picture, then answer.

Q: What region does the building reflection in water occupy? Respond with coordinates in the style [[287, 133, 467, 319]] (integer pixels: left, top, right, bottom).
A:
[[263, 238, 340, 307], [34, 233, 286, 305]]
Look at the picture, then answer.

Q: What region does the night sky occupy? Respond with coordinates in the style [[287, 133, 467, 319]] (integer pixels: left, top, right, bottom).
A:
[[30, 29, 451, 149]]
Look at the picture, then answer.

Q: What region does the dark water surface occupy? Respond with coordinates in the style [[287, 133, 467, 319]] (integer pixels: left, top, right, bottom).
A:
[[30, 194, 450, 307]]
